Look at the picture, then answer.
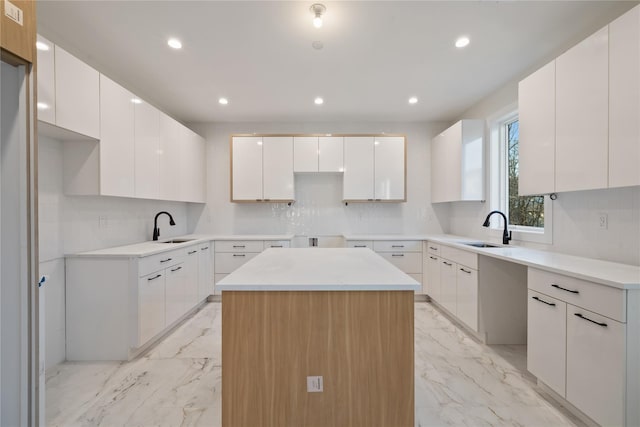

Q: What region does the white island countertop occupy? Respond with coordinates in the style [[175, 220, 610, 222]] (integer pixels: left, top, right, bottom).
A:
[[216, 248, 421, 291]]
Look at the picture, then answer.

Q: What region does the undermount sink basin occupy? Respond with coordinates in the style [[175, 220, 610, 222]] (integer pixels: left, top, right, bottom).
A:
[[158, 239, 194, 244], [463, 242, 501, 248]]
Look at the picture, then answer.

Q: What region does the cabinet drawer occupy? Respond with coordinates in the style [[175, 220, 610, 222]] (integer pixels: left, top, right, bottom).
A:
[[440, 244, 477, 269], [139, 249, 184, 277], [346, 240, 374, 249], [215, 240, 264, 253], [378, 252, 422, 274], [374, 240, 422, 252], [425, 242, 441, 255], [215, 252, 259, 274], [528, 268, 626, 322], [263, 240, 291, 249]]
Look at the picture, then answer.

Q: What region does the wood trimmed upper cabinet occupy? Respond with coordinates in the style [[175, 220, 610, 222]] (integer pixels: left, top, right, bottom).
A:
[[263, 136, 294, 200], [293, 136, 344, 173], [1, 0, 36, 63], [431, 120, 484, 203]]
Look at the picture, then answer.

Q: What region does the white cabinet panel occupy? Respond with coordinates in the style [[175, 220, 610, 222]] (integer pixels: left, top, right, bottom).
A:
[[378, 252, 422, 274], [232, 137, 263, 201], [319, 136, 344, 172], [456, 266, 478, 331], [263, 240, 291, 249], [518, 60, 556, 195], [165, 263, 186, 327], [134, 100, 160, 199], [99, 74, 135, 197], [138, 271, 165, 346], [345, 240, 374, 249], [609, 5, 640, 188], [556, 26, 609, 192], [527, 290, 566, 397], [54, 45, 99, 138], [36, 35, 55, 125], [215, 252, 259, 274], [215, 240, 264, 253], [425, 253, 441, 301], [294, 136, 318, 172], [374, 136, 405, 200], [566, 306, 625, 427], [344, 136, 375, 200], [373, 240, 422, 252], [184, 248, 200, 310], [439, 259, 457, 315], [181, 129, 205, 202], [159, 113, 183, 201], [263, 136, 294, 200], [198, 243, 213, 300]]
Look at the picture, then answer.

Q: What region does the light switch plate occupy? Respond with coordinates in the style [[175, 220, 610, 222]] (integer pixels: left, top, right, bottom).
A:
[[307, 376, 323, 392]]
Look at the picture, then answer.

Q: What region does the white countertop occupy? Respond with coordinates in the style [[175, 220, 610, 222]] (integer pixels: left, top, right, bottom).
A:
[[343, 234, 431, 241], [216, 248, 421, 291]]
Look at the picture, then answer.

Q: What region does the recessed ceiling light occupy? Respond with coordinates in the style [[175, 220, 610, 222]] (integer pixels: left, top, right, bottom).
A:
[[131, 98, 142, 104], [408, 97, 418, 104], [314, 97, 324, 105], [167, 38, 182, 49], [219, 97, 229, 105], [36, 41, 49, 51], [37, 102, 49, 110], [455, 36, 470, 48]]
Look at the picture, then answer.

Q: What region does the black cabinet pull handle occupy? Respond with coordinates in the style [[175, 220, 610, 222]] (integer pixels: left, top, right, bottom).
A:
[[201, 247, 209, 251], [147, 274, 162, 281], [574, 312, 607, 327], [233, 254, 246, 257], [270, 245, 283, 248], [429, 246, 438, 251], [354, 245, 367, 248], [429, 256, 438, 260], [551, 283, 579, 294], [392, 254, 404, 257], [391, 245, 404, 248], [375, 199, 382, 201], [532, 296, 556, 307], [460, 268, 471, 274], [443, 261, 452, 266], [188, 250, 197, 255], [170, 266, 182, 272], [160, 258, 172, 263], [233, 245, 245, 248], [256, 199, 261, 202]]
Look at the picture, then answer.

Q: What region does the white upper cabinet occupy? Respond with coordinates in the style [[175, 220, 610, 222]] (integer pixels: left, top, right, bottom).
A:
[[431, 120, 484, 203], [180, 127, 206, 203], [318, 136, 344, 172], [99, 74, 135, 197], [54, 45, 100, 139], [134, 100, 160, 199], [232, 137, 264, 201], [344, 137, 375, 200], [36, 35, 55, 125], [556, 26, 609, 192], [294, 136, 318, 172], [518, 60, 556, 196], [262, 137, 294, 200], [158, 113, 183, 201], [374, 136, 405, 200], [609, 5, 640, 188]]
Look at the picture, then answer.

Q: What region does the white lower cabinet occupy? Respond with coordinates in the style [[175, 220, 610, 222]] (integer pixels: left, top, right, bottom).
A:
[[439, 259, 457, 315], [198, 243, 213, 301], [424, 252, 441, 301], [138, 270, 166, 346], [184, 248, 200, 311], [165, 262, 186, 327], [456, 265, 478, 332]]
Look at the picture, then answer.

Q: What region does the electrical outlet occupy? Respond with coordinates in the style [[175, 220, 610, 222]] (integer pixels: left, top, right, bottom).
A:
[[307, 376, 323, 392], [598, 213, 608, 230]]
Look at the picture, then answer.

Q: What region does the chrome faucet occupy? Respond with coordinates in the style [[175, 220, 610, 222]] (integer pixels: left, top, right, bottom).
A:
[[482, 210, 512, 245], [153, 211, 176, 241]]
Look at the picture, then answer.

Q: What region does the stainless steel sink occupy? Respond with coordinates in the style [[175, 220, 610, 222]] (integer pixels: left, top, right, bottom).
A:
[[158, 239, 194, 244], [463, 242, 501, 248]]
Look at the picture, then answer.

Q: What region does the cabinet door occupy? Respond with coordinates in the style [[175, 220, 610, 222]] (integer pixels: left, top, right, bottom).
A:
[[184, 248, 200, 310], [527, 290, 566, 397], [609, 5, 640, 188], [425, 254, 441, 302], [138, 271, 165, 346], [460, 121, 484, 201], [99, 74, 135, 197], [263, 136, 294, 200], [456, 265, 478, 331], [518, 61, 556, 195], [54, 45, 100, 138], [566, 305, 625, 427], [374, 136, 405, 200], [36, 35, 56, 125], [430, 133, 447, 203], [158, 113, 182, 201], [165, 263, 186, 326], [556, 26, 609, 192], [181, 129, 205, 202], [439, 260, 457, 315], [198, 243, 213, 300], [319, 136, 344, 172], [294, 136, 318, 172], [343, 137, 374, 200], [431, 123, 462, 203], [134, 100, 160, 199], [232, 137, 263, 201]]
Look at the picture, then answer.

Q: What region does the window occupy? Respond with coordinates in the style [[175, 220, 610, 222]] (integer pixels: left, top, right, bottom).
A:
[[489, 105, 552, 244]]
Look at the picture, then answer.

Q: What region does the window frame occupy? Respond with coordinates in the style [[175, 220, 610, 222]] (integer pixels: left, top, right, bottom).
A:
[[488, 104, 553, 245]]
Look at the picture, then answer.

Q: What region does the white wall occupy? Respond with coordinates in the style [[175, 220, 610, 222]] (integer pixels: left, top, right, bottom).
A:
[[446, 80, 640, 266], [38, 135, 191, 368], [186, 122, 451, 240]]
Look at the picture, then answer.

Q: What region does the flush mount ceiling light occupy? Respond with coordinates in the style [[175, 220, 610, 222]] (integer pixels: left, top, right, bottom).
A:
[[219, 97, 229, 105], [310, 3, 326, 28], [167, 38, 182, 49], [408, 97, 418, 105], [455, 36, 470, 48], [314, 97, 324, 105]]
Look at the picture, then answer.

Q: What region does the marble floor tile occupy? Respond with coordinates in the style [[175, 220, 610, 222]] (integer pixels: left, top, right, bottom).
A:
[[46, 301, 584, 427]]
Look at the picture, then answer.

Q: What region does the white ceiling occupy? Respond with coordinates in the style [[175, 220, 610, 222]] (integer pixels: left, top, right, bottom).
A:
[[37, 1, 636, 124]]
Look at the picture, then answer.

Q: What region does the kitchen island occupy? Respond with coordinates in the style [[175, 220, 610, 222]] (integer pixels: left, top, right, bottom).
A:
[[217, 248, 420, 427]]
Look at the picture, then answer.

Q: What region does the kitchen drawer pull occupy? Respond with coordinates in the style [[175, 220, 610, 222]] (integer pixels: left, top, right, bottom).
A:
[[429, 256, 438, 260], [233, 245, 245, 248], [532, 296, 556, 307], [375, 199, 382, 201], [354, 245, 367, 248], [367, 199, 374, 201], [459, 268, 471, 274], [170, 266, 182, 272], [574, 312, 607, 327], [233, 254, 246, 257], [551, 283, 579, 294], [443, 261, 453, 266], [429, 246, 438, 251], [201, 247, 209, 251], [270, 245, 283, 248], [147, 274, 162, 281], [188, 250, 197, 255], [391, 245, 404, 248], [160, 258, 172, 263], [392, 254, 404, 257]]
